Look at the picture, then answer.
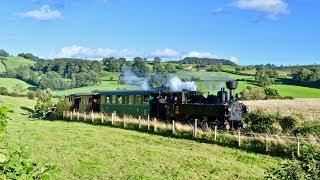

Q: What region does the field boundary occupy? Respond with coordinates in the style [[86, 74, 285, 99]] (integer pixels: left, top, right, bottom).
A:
[[57, 111, 320, 159]]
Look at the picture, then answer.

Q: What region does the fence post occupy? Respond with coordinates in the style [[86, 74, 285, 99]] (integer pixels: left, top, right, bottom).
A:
[[101, 112, 104, 124], [114, 111, 116, 117], [238, 129, 241, 147], [63, 111, 65, 119], [147, 115, 150, 130], [83, 113, 86, 122], [193, 119, 197, 138], [265, 134, 268, 152], [91, 111, 94, 123], [154, 118, 157, 132], [297, 136, 300, 157], [70, 111, 73, 121], [214, 126, 217, 141], [123, 115, 126, 128], [172, 120, 175, 135], [111, 113, 114, 125], [138, 116, 141, 129], [77, 111, 80, 121]]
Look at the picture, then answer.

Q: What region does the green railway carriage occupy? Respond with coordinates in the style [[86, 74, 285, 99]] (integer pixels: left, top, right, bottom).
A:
[[99, 90, 154, 118], [68, 93, 92, 113]]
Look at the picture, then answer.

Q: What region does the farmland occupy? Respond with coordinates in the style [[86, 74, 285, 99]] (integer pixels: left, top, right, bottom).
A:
[[1, 95, 284, 179], [0, 56, 35, 72]]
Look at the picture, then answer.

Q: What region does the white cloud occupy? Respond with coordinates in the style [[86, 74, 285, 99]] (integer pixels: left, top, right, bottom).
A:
[[230, 56, 239, 64], [212, 8, 224, 14], [184, 51, 218, 58], [150, 48, 181, 58], [232, 0, 289, 19], [21, 5, 62, 20], [56, 45, 139, 59]]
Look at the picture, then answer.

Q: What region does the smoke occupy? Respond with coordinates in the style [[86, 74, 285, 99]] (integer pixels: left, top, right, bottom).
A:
[[166, 76, 197, 91], [120, 68, 150, 90]]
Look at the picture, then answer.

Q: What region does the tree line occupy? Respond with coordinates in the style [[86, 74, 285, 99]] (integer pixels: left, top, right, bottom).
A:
[[170, 57, 236, 66]]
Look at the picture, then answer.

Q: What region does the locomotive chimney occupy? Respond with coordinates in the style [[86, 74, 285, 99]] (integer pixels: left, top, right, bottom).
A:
[[226, 80, 238, 100]]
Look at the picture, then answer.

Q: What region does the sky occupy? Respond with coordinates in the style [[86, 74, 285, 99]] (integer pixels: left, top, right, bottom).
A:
[[0, 0, 319, 65]]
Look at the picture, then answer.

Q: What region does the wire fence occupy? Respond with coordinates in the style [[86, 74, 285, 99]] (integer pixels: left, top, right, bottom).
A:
[[61, 111, 320, 159]]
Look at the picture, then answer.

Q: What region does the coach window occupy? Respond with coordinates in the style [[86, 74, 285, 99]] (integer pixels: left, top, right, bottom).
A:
[[116, 95, 123, 104], [112, 95, 116, 104], [129, 95, 134, 105], [143, 95, 149, 104], [123, 96, 129, 104], [135, 95, 142, 105], [105, 96, 110, 104]]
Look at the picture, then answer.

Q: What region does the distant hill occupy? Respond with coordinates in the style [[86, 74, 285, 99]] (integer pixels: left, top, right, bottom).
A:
[[0, 56, 36, 73], [169, 57, 236, 66]]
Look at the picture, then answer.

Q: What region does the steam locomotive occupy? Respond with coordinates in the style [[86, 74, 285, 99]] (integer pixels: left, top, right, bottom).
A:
[[67, 81, 247, 129]]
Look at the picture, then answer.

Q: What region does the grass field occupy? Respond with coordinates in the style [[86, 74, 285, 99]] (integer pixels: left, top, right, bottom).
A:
[[1, 95, 284, 179], [54, 80, 138, 96], [0, 56, 35, 72], [0, 77, 33, 91]]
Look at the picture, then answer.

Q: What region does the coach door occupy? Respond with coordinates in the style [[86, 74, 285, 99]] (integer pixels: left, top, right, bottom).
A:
[[91, 94, 101, 112]]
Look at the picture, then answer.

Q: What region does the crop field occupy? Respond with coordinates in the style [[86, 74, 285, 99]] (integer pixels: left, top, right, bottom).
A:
[[243, 98, 320, 125], [1, 95, 284, 179]]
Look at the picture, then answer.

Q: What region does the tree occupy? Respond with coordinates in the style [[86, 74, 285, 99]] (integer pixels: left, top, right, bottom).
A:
[[39, 71, 71, 90], [55, 98, 71, 117], [0, 87, 9, 95], [0, 49, 9, 57], [255, 68, 272, 87], [34, 89, 54, 117], [164, 63, 176, 73], [132, 57, 150, 77], [11, 84, 26, 96], [18, 53, 39, 61]]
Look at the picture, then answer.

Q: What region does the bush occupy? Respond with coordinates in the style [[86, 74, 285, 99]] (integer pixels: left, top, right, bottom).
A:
[[26, 91, 37, 100], [279, 116, 297, 132], [240, 87, 266, 100], [0, 87, 9, 95], [34, 89, 54, 117], [295, 124, 320, 135], [244, 109, 277, 133], [55, 98, 71, 117], [109, 76, 114, 81], [264, 87, 280, 99]]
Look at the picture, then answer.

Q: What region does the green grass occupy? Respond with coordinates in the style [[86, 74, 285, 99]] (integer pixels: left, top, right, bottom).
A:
[[0, 77, 33, 91], [270, 84, 320, 98], [54, 80, 138, 96], [0, 56, 35, 72], [1, 95, 284, 179]]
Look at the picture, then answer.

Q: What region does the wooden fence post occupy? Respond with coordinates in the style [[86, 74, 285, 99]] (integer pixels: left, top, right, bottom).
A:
[[114, 111, 116, 117], [297, 136, 300, 157], [265, 134, 268, 152], [123, 115, 126, 128], [63, 111, 65, 119], [172, 120, 175, 135], [111, 113, 114, 125], [147, 115, 150, 130], [83, 113, 86, 122], [77, 111, 80, 121], [101, 112, 104, 124], [91, 111, 94, 123], [214, 126, 217, 141], [154, 118, 157, 132], [238, 129, 241, 147], [70, 111, 73, 121], [138, 116, 141, 129], [193, 119, 197, 138]]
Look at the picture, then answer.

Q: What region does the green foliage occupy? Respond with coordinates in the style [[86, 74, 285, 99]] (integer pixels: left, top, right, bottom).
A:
[[34, 89, 54, 117], [279, 116, 297, 132], [0, 103, 12, 133], [39, 71, 71, 90], [149, 73, 169, 87], [17, 53, 39, 61], [266, 146, 320, 180], [71, 71, 101, 88], [132, 57, 150, 77], [294, 124, 320, 135], [255, 68, 273, 87], [264, 87, 280, 99], [26, 90, 38, 100], [207, 64, 222, 72], [292, 68, 320, 88], [0, 49, 9, 57], [11, 83, 26, 95], [55, 98, 71, 117], [0, 149, 58, 179], [103, 57, 127, 72], [0, 87, 9, 96], [179, 57, 235, 66], [244, 109, 277, 133], [240, 86, 266, 100]]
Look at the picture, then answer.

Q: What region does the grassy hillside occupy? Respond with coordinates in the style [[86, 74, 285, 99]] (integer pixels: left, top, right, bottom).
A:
[[0, 77, 33, 91], [1, 95, 284, 179], [0, 56, 35, 72]]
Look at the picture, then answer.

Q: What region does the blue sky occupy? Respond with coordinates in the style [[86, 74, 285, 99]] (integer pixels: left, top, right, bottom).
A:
[[0, 0, 319, 65]]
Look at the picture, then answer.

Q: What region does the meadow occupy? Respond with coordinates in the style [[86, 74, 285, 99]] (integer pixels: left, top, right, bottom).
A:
[[1, 95, 284, 179], [0, 56, 35, 72]]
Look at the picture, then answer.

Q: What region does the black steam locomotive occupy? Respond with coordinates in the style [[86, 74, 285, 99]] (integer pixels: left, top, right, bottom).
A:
[[68, 80, 247, 129]]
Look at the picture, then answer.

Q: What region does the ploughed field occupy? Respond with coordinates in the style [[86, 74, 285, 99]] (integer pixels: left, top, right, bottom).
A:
[[1, 95, 284, 179]]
